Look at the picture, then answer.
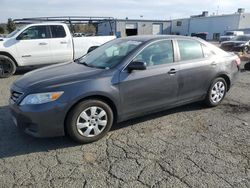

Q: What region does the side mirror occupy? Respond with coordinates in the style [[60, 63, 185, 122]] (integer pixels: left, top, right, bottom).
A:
[[127, 61, 147, 72]]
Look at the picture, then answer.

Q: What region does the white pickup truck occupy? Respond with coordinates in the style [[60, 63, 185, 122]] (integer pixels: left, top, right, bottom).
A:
[[0, 22, 116, 78]]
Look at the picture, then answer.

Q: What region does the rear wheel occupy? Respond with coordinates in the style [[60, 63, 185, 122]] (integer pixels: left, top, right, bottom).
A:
[[0, 55, 16, 78], [205, 78, 227, 107], [66, 99, 114, 143]]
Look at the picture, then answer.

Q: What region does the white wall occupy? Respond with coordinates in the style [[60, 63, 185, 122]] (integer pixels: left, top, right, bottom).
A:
[[98, 20, 171, 37], [238, 13, 250, 29]]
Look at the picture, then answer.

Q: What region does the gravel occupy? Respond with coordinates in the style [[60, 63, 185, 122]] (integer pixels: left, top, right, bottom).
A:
[[0, 63, 250, 188]]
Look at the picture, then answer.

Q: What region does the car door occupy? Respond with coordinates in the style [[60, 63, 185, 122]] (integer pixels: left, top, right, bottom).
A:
[[176, 39, 216, 102], [49, 25, 73, 64], [15, 25, 52, 66], [119, 40, 179, 118]]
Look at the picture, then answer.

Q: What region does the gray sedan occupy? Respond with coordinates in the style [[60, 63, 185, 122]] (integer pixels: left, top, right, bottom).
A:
[[10, 35, 240, 143]]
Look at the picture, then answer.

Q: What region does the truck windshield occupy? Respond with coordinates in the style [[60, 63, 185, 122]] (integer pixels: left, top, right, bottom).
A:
[[225, 32, 234, 36], [78, 39, 142, 69], [232, 35, 250, 41], [6, 26, 25, 38]]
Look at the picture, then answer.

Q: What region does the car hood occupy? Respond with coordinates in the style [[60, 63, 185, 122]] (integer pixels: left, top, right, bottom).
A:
[[14, 62, 105, 89]]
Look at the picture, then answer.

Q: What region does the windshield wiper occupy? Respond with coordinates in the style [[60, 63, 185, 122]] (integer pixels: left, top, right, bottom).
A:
[[79, 62, 106, 69]]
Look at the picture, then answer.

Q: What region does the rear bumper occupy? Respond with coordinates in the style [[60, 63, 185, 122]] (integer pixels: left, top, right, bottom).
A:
[[230, 66, 240, 89], [9, 101, 67, 138]]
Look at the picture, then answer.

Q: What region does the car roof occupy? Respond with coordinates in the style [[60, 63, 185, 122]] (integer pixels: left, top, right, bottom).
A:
[[122, 35, 199, 42]]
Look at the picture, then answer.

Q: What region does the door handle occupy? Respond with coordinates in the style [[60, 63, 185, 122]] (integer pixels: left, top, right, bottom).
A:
[[39, 42, 48, 45], [22, 55, 31, 58], [211, 62, 217, 66], [60, 41, 68, 44], [168, 69, 177, 75]]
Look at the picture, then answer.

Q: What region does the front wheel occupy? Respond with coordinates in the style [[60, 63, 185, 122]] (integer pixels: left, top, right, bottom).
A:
[[66, 99, 114, 143], [205, 78, 227, 107], [0, 55, 16, 78]]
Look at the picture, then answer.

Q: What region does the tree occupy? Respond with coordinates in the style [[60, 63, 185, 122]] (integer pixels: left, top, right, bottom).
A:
[[0, 26, 4, 34], [7, 18, 16, 33]]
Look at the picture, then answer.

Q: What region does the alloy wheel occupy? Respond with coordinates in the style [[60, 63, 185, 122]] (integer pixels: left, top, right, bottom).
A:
[[76, 106, 108, 137], [210, 81, 226, 103]]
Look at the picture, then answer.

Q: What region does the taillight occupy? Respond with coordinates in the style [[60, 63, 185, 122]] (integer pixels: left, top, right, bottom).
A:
[[234, 57, 241, 66]]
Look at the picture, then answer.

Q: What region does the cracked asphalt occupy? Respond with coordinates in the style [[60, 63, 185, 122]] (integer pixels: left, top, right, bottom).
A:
[[0, 62, 250, 188]]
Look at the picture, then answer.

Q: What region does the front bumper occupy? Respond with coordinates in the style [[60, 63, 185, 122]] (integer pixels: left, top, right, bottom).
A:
[[9, 101, 68, 138]]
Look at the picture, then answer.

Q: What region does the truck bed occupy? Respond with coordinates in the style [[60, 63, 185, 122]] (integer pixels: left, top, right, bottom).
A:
[[73, 36, 116, 59]]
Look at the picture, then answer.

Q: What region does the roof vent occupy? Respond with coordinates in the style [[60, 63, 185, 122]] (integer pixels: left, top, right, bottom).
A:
[[238, 8, 245, 14], [202, 11, 209, 17]]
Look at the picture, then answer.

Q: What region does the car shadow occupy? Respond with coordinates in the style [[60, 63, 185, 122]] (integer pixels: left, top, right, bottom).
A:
[[0, 105, 77, 159], [111, 102, 204, 131], [0, 102, 204, 159]]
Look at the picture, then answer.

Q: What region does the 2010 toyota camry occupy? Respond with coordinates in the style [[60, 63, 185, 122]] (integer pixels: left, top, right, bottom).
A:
[[9, 36, 240, 143]]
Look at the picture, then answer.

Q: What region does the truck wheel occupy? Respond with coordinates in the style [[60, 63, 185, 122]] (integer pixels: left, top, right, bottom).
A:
[[205, 77, 227, 107], [0, 55, 16, 78], [66, 99, 114, 143]]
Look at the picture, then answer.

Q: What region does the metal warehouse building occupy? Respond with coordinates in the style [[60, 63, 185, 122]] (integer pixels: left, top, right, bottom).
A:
[[97, 19, 171, 37], [171, 9, 250, 40]]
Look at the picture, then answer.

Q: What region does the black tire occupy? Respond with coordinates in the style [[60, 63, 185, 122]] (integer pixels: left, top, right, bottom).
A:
[[0, 55, 16, 78], [244, 62, 250, 71], [205, 77, 227, 107], [66, 99, 114, 144]]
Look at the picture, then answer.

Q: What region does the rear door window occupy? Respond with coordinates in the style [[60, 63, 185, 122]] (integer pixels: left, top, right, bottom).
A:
[[202, 44, 215, 58], [177, 40, 204, 61], [50, 25, 66, 38]]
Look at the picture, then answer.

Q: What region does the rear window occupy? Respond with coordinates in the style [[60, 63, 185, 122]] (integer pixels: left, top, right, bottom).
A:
[[50, 25, 66, 38], [202, 44, 215, 58], [177, 40, 204, 61]]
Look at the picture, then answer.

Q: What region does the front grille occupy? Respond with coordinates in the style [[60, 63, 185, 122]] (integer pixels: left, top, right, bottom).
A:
[[10, 90, 23, 104]]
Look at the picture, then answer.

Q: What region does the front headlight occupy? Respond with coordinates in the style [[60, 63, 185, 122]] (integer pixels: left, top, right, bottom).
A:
[[20, 92, 64, 105]]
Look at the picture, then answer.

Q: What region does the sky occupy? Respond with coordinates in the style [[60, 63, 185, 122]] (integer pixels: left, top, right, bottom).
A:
[[0, 0, 250, 22]]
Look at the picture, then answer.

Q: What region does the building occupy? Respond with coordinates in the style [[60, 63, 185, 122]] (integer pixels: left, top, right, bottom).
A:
[[171, 9, 250, 40], [97, 19, 171, 37], [97, 9, 250, 41]]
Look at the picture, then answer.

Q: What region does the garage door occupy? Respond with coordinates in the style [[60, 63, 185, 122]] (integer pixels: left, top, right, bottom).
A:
[[153, 24, 163, 35], [126, 23, 137, 29]]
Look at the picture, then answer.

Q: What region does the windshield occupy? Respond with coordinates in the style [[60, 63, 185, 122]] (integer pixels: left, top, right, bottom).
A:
[[232, 35, 250, 41], [6, 26, 25, 38], [78, 39, 142, 69]]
